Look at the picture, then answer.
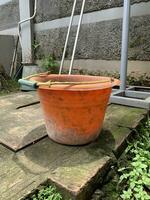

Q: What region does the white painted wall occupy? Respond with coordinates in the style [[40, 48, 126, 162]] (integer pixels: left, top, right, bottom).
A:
[[0, 0, 12, 5], [60, 59, 150, 74]]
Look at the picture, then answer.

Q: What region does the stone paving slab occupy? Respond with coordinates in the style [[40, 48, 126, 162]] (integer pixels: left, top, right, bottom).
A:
[[0, 138, 112, 200], [0, 92, 46, 151], [0, 102, 147, 200], [103, 104, 146, 157], [0, 92, 39, 109]]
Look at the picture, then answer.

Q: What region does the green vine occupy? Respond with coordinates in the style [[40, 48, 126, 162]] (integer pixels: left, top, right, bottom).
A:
[[119, 120, 150, 200]]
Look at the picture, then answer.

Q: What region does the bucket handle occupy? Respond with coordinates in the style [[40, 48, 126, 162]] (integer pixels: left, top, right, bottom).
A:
[[18, 79, 38, 89], [18, 74, 115, 89]]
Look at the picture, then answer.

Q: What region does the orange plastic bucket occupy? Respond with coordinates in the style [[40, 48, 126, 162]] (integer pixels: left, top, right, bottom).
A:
[[30, 74, 119, 145]]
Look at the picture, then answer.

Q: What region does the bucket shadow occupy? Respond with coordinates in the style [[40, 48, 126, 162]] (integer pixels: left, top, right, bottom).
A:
[[19, 124, 47, 150], [86, 129, 115, 156], [13, 129, 115, 175]]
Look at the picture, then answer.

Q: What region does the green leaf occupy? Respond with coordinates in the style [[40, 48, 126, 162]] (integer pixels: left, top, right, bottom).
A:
[[130, 182, 135, 189], [120, 189, 132, 200]]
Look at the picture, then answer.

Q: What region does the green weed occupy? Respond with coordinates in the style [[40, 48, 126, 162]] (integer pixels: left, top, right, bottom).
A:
[[0, 79, 19, 96], [119, 120, 150, 200], [41, 55, 59, 73], [29, 185, 62, 200]]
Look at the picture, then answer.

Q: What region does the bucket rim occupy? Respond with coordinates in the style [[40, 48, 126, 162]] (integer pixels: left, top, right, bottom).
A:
[[24, 73, 120, 91]]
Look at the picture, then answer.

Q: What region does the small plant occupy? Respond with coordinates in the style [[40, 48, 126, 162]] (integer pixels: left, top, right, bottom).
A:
[[29, 185, 62, 200], [32, 40, 41, 60], [118, 120, 150, 200], [41, 55, 59, 74], [32, 40, 41, 51]]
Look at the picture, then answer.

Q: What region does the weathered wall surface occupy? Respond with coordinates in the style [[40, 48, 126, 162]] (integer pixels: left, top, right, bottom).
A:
[[0, 0, 150, 74], [35, 15, 150, 61], [35, 0, 150, 23], [0, 0, 19, 31], [0, 35, 15, 74]]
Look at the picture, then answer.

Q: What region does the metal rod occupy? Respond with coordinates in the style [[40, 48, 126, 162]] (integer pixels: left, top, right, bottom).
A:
[[10, 36, 19, 77], [68, 0, 86, 75], [120, 0, 131, 90], [59, 0, 77, 74]]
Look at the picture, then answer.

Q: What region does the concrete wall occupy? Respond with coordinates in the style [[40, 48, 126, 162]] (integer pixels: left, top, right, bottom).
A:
[[0, 0, 19, 31], [0, 0, 150, 74], [0, 35, 15, 74], [59, 59, 150, 74], [35, 0, 150, 23], [35, 15, 150, 61], [34, 1, 150, 67], [0, 0, 19, 75]]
